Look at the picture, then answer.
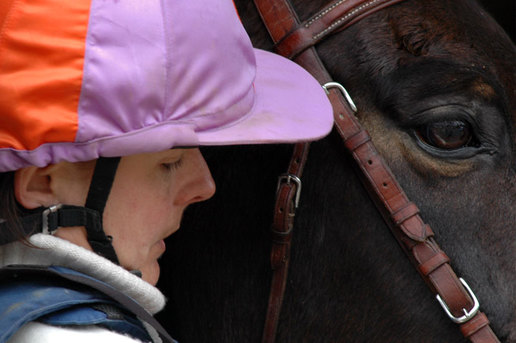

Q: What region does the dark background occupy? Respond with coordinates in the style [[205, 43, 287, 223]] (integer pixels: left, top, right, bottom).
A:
[[478, 0, 515, 41]]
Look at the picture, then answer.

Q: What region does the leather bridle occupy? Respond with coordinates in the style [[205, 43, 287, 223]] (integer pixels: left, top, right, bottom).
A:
[[253, 0, 501, 342]]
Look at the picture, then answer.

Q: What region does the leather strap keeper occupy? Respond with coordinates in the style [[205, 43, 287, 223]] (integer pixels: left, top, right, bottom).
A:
[[418, 251, 450, 276], [253, 0, 501, 342], [461, 312, 490, 338], [344, 129, 371, 151]]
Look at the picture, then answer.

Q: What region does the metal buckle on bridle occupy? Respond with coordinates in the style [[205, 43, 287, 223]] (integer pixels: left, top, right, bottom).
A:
[[322, 81, 358, 113], [436, 278, 480, 324], [42, 204, 63, 235], [276, 174, 302, 209]]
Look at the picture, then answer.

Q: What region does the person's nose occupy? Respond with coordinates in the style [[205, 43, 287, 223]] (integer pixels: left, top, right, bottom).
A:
[[179, 148, 216, 206]]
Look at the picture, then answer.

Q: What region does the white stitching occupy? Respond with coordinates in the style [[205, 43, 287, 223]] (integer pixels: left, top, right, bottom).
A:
[[312, 0, 382, 40], [305, 0, 348, 28]]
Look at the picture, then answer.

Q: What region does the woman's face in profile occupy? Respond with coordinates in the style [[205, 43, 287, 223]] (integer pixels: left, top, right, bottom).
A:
[[102, 148, 215, 284], [16, 148, 215, 285]]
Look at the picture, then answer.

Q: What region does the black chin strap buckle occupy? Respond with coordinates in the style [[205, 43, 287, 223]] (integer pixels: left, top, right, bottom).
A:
[[42, 204, 63, 235], [40, 203, 120, 265]]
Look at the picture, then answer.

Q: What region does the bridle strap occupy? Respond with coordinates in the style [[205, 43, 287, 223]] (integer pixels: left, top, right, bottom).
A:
[[263, 142, 309, 343], [274, 0, 408, 59], [326, 78, 500, 343], [254, 0, 500, 342]]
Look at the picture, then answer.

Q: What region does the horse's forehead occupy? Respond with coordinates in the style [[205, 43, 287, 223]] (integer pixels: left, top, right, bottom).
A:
[[379, 1, 515, 131], [291, 0, 515, 141]]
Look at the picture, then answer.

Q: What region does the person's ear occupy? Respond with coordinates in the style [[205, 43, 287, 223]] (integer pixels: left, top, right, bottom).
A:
[[14, 166, 59, 209]]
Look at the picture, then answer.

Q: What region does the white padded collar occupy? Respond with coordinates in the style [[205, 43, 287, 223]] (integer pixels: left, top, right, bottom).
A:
[[0, 234, 166, 314]]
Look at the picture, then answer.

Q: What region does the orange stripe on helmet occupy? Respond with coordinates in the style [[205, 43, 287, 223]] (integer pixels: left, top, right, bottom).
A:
[[0, 0, 16, 30], [0, 0, 91, 151]]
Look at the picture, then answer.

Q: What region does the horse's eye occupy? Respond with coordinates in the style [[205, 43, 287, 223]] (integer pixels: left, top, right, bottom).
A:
[[416, 120, 474, 150]]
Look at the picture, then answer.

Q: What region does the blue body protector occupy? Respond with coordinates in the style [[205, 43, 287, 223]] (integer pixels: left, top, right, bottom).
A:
[[0, 265, 176, 343]]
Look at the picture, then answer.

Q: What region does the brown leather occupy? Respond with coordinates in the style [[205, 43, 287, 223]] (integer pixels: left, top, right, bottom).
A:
[[461, 312, 500, 343], [418, 251, 450, 276], [326, 55, 499, 342], [324, 64, 485, 323], [263, 143, 310, 343], [391, 202, 420, 227], [254, 0, 300, 44], [343, 129, 371, 151], [254, 0, 500, 342], [274, 0, 408, 59]]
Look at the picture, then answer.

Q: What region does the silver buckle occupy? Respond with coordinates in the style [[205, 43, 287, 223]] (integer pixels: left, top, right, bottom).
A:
[[276, 174, 302, 208], [436, 278, 480, 324], [322, 81, 358, 113], [42, 204, 63, 235]]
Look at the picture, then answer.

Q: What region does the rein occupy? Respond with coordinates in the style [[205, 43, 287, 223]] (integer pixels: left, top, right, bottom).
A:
[[254, 0, 501, 342]]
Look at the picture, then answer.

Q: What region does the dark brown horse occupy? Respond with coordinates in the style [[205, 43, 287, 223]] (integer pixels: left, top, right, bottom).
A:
[[156, 0, 516, 342]]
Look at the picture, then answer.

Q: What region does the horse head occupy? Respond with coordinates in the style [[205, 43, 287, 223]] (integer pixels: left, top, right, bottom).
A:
[[157, 0, 515, 341]]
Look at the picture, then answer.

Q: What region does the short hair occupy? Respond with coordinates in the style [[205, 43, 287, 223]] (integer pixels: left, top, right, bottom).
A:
[[0, 172, 30, 245]]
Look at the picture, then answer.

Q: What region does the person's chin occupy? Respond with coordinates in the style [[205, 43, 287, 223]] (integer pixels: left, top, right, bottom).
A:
[[141, 260, 161, 285]]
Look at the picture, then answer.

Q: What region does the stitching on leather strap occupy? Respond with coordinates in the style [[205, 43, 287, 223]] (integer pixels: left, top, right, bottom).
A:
[[275, 0, 407, 59], [418, 251, 450, 276], [253, 0, 500, 341], [313, 0, 383, 39], [305, 0, 347, 27]]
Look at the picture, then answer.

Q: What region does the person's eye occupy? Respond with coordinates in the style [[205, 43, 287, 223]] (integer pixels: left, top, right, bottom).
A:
[[161, 158, 183, 171]]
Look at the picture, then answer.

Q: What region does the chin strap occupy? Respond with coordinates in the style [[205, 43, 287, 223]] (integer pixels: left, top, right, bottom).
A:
[[83, 157, 121, 264], [0, 157, 121, 265], [0, 204, 116, 263]]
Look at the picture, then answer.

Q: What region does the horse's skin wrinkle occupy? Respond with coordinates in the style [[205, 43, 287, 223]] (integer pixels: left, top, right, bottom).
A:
[[156, 0, 516, 342]]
